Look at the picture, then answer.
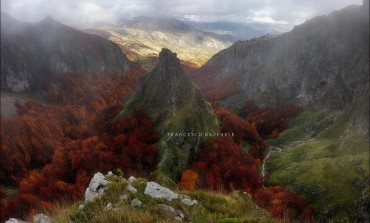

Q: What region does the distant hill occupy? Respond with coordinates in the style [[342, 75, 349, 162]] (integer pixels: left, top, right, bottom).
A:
[[183, 21, 281, 42], [82, 17, 232, 70]]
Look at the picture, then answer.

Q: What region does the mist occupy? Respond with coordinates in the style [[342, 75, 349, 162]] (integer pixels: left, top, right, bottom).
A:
[[1, 0, 363, 30]]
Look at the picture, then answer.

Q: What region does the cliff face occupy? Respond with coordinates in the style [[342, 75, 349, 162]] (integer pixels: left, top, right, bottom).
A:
[[196, 4, 369, 111], [118, 48, 220, 186], [1, 13, 131, 92]]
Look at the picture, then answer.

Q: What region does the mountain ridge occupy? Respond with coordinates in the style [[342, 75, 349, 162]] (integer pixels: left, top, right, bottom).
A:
[[193, 4, 369, 114]]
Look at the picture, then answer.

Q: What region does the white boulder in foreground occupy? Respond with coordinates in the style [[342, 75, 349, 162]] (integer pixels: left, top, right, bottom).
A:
[[33, 214, 51, 223], [181, 197, 198, 206], [144, 181, 179, 201], [85, 172, 110, 202], [130, 198, 142, 207], [127, 184, 137, 193], [5, 219, 27, 223]]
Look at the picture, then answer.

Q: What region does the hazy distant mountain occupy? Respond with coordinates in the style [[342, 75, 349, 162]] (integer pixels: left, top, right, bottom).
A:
[[1, 12, 132, 93], [82, 17, 232, 70], [183, 21, 281, 41]]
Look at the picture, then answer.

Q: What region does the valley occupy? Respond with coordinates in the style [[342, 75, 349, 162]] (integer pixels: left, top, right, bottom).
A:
[[82, 17, 232, 71], [1, 1, 369, 223]]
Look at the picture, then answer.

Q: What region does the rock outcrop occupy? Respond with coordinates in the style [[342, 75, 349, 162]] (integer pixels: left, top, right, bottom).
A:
[[144, 181, 179, 201], [80, 172, 197, 222], [85, 172, 110, 202], [118, 48, 220, 185]]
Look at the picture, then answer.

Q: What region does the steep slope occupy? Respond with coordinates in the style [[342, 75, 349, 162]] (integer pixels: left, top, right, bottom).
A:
[[192, 3, 369, 221], [117, 48, 220, 186], [1, 13, 131, 93], [194, 4, 369, 110], [82, 17, 231, 70]]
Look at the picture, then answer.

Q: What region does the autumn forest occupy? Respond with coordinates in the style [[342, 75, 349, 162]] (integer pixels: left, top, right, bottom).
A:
[[0, 65, 312, 221]]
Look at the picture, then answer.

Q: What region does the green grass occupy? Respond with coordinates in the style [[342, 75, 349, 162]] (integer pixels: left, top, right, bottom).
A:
[[265, 108, 369, 221], [47, 176, 275, 223]]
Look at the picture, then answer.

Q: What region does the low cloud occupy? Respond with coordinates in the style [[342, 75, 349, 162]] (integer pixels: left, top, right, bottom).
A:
[[1, 0, 362, 29]]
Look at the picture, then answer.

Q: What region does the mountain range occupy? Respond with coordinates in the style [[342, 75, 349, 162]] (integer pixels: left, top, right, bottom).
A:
[[81, 17, 232, 70], [0, 1, 369, 222], [184, 20, 281, 42]]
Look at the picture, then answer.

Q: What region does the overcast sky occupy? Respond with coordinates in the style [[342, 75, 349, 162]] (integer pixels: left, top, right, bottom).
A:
[[1, 0, 362, 31]]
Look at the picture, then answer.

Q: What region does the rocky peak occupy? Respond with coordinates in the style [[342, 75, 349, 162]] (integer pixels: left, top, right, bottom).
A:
[[39, 15, 63, 29], [123, 48, 194, 116], [156, 48, 182, 79], [118, 48, 220, 185], [41, 15, 55, 23]]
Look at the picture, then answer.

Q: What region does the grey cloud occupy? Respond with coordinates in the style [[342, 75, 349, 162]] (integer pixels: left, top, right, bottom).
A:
[[1, 0, 362, 29]]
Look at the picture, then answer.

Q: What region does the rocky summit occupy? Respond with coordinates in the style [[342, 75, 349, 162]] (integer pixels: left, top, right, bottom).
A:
[[118, 48, 220, 186]]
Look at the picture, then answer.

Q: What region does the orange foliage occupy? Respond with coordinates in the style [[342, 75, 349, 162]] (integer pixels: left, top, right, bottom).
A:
[[253, 186, 313, 220], [178, 170, 199, 191]]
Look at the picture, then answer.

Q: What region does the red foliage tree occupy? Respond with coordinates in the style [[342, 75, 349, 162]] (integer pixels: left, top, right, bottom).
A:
[[0, 65, 155, 222], [239, 100, 301, 139], [253, 186, 313, 220], [189, 136, 263, 192], [212, 103, 268, 160]]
